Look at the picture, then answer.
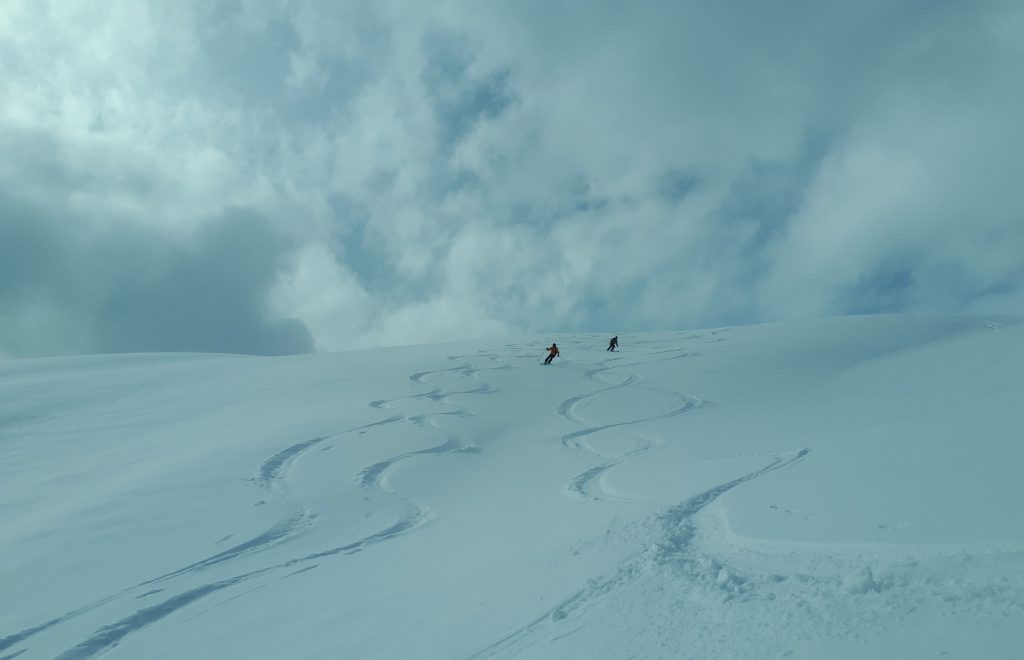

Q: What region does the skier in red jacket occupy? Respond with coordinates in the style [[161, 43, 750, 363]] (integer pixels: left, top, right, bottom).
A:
[[544, 343, 560, 365]]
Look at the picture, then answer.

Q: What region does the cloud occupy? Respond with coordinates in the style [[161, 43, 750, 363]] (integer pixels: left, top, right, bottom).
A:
[[86, 209, 314, 355], [1, 1, 1021, 358], [0, 191, 312, 357]]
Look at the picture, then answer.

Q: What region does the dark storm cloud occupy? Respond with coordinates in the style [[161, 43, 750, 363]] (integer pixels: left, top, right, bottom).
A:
[[0, 197, 77, 307], [0, 193, 312, 357], [89, 210, 313, 355]]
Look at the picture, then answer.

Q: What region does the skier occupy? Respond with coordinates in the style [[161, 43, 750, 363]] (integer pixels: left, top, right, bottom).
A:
[[607, 336, 618, 352], [543, 343, 560, 365]]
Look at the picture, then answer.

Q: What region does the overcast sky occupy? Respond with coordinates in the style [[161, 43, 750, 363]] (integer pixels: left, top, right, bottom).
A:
[[1, 1, 1022, 358]]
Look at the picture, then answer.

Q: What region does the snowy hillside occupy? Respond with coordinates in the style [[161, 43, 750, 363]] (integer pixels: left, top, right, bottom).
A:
[[2, 315, 1022, 659]]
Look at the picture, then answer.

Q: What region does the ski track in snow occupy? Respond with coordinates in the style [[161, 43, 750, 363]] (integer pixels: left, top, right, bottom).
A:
[[464, 337, 810, 658], [467, 449, 812, 660], [358, 353, 508, 493], [2, 417, 401, 658], [558, 347, 704, 503], [4, 354, 512, 659]]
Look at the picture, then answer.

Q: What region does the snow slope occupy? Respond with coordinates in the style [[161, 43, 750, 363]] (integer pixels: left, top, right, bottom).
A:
[[1, 315, 1022, 659]]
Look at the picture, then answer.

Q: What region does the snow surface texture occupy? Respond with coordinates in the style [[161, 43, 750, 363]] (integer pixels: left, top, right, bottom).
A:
[[2, 315, 1022, 659]]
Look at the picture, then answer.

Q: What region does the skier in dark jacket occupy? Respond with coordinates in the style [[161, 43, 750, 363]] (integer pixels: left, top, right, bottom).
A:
[[544, 343, 560, 365], [607, 336, 618, 351]]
